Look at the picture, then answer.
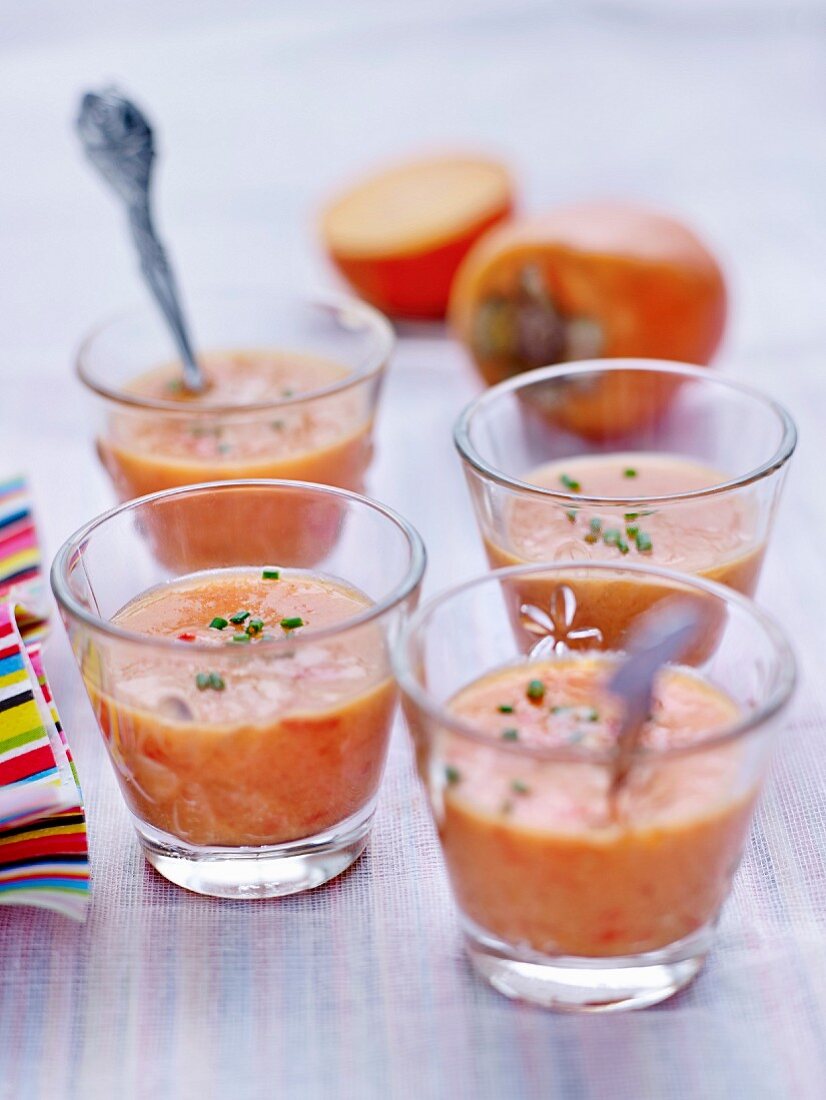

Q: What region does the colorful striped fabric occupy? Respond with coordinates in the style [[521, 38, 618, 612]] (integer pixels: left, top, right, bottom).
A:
[[0, 476, 89, 920]]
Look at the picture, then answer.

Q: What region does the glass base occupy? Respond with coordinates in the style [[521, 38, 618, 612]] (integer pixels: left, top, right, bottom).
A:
[[133, 805, 374, 898], [464, 920, 714, 1012]]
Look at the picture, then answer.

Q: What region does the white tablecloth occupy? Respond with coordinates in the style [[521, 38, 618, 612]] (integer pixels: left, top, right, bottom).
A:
[[1, 2, 825, 1096]]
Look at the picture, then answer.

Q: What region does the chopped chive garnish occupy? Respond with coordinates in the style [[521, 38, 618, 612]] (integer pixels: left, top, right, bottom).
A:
[[623, 468, 638, 478], [626, 524, 639, 539], [229, 611, 250, 624], [511, 779, 531, 795], [589, 517, 603, 533], [526, 679, 545, 702], [195, 672, 225, 691], [262, 569, 280, 580], [585, 707, 599, 722], [502, 729, 519, 741], [635, 531, 653, 552], [617, 538, 630, 555], [209, 617, 229, 631], [280, 616, 304, 630], [445, 765, 461, 786], [497, 704, 514, 714], [565, 509, 577, 524], [246, 618, 265, 635], [624, 512, 639, 522], [560, 474, 581, 492], [231, 633, 251, 644], [551, 705, 569, 715], [603, 528, 621, 546]]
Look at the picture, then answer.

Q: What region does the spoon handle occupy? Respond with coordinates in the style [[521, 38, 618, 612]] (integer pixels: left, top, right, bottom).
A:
[[127, 200, 202, 392], [607, 601, 703, 800], [76, 89, 205, 393]]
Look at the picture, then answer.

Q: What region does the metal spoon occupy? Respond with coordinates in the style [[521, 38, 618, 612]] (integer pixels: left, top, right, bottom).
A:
[[607, 600, 704, 800], [76, 88, 206, 394]]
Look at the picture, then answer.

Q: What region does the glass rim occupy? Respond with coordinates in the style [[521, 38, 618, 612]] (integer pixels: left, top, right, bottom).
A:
[[393, 560, 796, 765], [453, 359, 798, 507], [50, 478, 427, 654], [75, 289, 395, 415]]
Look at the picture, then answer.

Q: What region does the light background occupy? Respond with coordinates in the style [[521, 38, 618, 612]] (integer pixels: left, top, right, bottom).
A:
[[1, 2, 825, 1097]]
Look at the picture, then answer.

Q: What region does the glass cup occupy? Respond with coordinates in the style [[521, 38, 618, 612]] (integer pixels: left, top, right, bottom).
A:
[[77, 290, 394, 502], [454, 360, 796, 649], [394, 562, 795, 1012], [52, 480, 426, 898]]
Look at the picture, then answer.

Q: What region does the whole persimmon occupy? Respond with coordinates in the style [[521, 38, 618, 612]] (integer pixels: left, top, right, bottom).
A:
[[321, 155, 514, 320], [449, 202, 727, 438]]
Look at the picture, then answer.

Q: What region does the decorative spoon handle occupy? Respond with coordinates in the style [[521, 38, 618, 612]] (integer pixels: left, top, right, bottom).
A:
[[76, 89, 205, 394], [607, 601, 703, 798]]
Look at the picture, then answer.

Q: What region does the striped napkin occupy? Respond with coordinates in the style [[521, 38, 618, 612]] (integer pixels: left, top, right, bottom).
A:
[[0, 476, 89, 920]]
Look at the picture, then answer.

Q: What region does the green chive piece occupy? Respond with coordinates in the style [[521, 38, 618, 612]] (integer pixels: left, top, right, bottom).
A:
[[636, 531, 653, 552], [624, 512, 639, 522], [526, 679, 545, 702], [209, 617, 229, 631], [280, 616, 304, 630], [502, 729, 519, 741], [603, 528, 621, 546], [623, 468, 638, 478], [565, 509, 577, 524], [511, 779, 531, 795], [626, 524, 639, 539], [229, 610, 250, 624], [560, 474, 581, 492], [585, 707, 599, 722], [246, 618, 265, 635], [497, 704, 514, 714], [262, 569, 280, 580], [589, 517, 603, 533], [208, 673, 225, 691], [617, 538, 630, 555], [551, 705, 569, 715], [231, 633, 251, 644], [445, 765, 461, 786], [195, 672, 210, 691]]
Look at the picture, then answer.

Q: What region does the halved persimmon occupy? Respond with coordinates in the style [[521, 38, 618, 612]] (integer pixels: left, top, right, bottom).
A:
[[321, 155, 514, 320]]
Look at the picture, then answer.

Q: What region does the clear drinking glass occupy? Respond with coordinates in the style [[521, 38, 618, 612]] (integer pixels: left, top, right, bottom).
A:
[[394, 562, 795, 1012], [52, 480, 425, 898], [77, 291, 394, 501], [454, 360, 796, 647]]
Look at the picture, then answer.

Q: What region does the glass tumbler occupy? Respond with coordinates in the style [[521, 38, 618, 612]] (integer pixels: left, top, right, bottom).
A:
[[454, 360, 796, 648], [394, 562, 795, 1011], [77, 290, 394, 501], [52, 480, 426, 898]]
